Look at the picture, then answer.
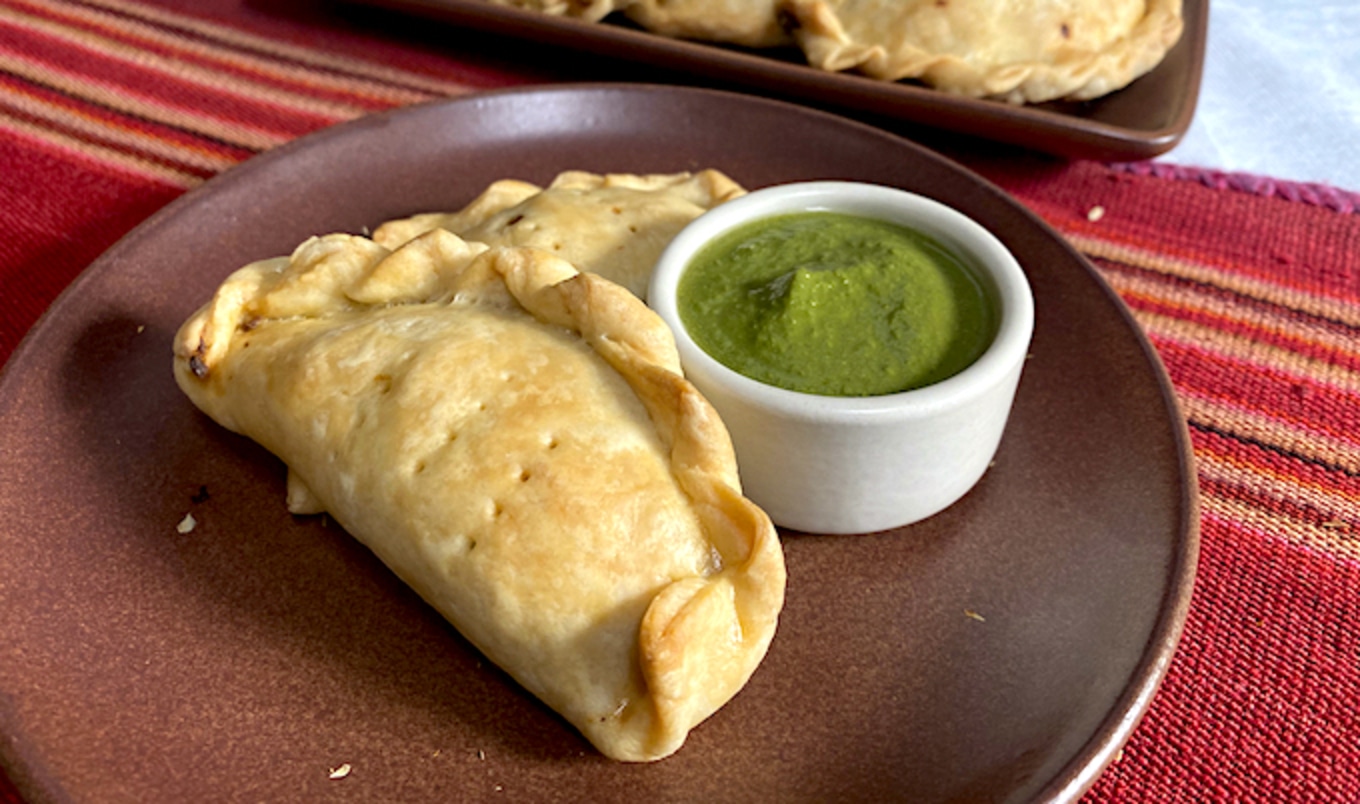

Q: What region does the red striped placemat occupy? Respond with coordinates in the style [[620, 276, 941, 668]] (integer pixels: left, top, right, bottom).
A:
[[1, 1, 1357, 802], [968, 155, 1360, 800]]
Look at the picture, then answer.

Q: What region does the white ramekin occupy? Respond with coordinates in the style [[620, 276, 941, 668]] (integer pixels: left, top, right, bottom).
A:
[[648, 181, 1034, 534]]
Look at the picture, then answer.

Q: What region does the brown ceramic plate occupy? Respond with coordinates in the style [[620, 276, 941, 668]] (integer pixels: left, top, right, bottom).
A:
[[0, 85, 1196, 803], [343, 0, 1207, 161]]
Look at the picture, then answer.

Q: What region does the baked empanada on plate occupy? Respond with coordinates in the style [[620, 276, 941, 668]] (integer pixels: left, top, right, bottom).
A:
[[173, 231, 786, 762], [373, 170, 745, 299], [783, 0, 1184, 103]]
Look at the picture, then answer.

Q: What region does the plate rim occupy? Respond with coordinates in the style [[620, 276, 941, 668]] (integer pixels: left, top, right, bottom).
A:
[[0, 83, 1200, 804]]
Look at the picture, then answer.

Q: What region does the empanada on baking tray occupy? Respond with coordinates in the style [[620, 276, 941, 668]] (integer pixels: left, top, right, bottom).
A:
[[373, 170, 745, 299], [783, 0, 1184, 103], [482, 0, 787, 45], [622, 0, 791, 47], [173, 231, 786, 762], [482, 0, 620, 22]]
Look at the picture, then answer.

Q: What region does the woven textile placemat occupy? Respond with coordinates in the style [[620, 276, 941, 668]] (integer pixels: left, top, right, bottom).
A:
[[1, 1, 1356, 801]]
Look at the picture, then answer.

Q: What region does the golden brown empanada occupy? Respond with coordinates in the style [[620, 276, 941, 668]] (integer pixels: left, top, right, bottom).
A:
[[782, 0, 1183, 103], [481, 0, 621, 22], [477, 0, 787, 46], [172, 231, 785, 762], [621, 0, 791, 47], [373, 170, 745, 299]]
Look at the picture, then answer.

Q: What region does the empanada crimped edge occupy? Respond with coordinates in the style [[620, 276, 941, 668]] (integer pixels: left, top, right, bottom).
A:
[[172, 230, 786, 762], [784, 0, 1185, 104]]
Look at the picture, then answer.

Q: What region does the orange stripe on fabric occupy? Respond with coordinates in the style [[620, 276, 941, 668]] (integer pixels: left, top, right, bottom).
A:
[[9, 0, 447, 107], [0, 46, 291, 150], [1068, 231, 1360, 330], [67, 0, 479, 96], [1129, 309, 1360, 397], [0, 71, 238, 173], [1186, 393, 1360, 478], [1028, 188, 1360, 312], [1132, 300, 1360, 477], [0, 66, 253, 154], [1146, 331, 1360, 460], [1199, 493, 1360, 565], [0, 107, 199, 187], [1099, 263, 1360, 371], [0, 5, 383, 122], [1, 16, 355, 138]]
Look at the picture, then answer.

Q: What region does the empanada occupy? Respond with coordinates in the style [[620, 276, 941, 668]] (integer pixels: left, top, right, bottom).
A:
[[481, 0, 621, 22], [782, 0, 1183, 103], [477, 0, 787, 46], [622, 0, 792, 48], [373, 170, 745, 299], [173, 231, 786, 762]]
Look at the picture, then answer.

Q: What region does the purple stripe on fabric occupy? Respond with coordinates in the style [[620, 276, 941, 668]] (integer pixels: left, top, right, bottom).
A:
[[1111, 162, 1360, 214]]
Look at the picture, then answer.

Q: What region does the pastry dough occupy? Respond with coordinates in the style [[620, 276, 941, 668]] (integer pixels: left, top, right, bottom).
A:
[[782, 0, 1184, 103], [482, 0, 621, 22], [622, 0, 791, 48], [373, 170, 745, 299], [478, 0, 786, 46], [173, 231, 785, 762]]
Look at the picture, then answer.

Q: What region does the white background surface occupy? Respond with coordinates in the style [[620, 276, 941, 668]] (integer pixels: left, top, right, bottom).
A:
[[1157, 0, 1360, 192]]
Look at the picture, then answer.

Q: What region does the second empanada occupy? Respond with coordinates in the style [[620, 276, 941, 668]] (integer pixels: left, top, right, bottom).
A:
[[622, 0, 792, 47], [373, 170, 745, 299]]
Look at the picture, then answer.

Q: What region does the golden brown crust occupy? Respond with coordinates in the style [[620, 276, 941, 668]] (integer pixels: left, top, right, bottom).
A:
[[480, 0, 789, 46], [371, 178, 542, 251], [475, 0, 1180, 104], [482, 0, 622, 22], [621, 0, 793, 47], [782, 0, 1184, 103], [371, 170, 746, 299], [173, 231, 784, 762]]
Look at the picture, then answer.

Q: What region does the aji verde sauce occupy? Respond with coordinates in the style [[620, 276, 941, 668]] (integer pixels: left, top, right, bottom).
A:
[[677, 211, 996, 397]]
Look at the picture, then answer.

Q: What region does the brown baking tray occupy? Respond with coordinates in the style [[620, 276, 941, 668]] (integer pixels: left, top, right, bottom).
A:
[[343, 0, 1208, 161]]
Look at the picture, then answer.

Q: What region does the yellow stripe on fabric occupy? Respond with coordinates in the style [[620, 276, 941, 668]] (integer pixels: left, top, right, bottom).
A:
[[1130, 308, 1360, 396], [1188, 393, 1360, 478], [11, 0, 442, 106], [0, 72, 238, 173], [1067, 232, 1360, 329], [1101, 264, 1360, 365], [1199, 492, 1360, 563], [0, 4, 381, 121], [71, 0, 474, 96], [0, 108, 200, 187], [0, 47, 287, 150]]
